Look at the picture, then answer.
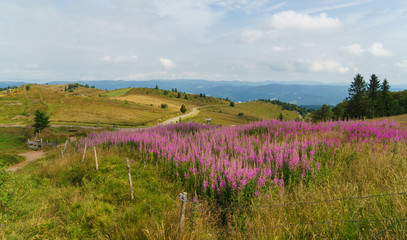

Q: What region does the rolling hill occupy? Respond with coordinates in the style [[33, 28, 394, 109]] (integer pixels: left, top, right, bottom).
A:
[[0, 84, 300, 127]]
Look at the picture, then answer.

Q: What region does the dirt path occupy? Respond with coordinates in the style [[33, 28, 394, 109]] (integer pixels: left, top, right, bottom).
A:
[[6, 151, 45, 172], [160, 107, 200, 125]]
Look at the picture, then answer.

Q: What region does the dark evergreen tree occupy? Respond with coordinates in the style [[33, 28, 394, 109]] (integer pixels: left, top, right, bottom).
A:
[[366, 74, 380, 118], [347, 73, 367, 118], [180, 104, 187, 113], [177, 92, 181, 98], [32, 110, 50, 134], [380, 79, 391, 116]]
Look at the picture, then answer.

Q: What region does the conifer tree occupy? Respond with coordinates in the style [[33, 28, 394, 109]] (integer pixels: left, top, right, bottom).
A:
[[380, 79, 391, 116], [32, 110, 50, 134], [367, 74, 380, 118], [347, 73, 367, 118]]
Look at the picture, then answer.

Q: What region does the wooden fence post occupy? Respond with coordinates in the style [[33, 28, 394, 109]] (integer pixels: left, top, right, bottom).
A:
[[178, 192, 187, 240], [41, 138, 43, 150], [93, 146, 98, 170], [61, 149, 64, 160], [82, 143, 87, 163], [126, 159, 134, 200], [64, 140, 68, 151]]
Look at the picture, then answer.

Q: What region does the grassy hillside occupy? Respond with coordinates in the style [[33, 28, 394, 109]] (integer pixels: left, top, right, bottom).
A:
[[1, 84, 300, 127], [189, 101, 300, 125], [0, 85, 225, 127]]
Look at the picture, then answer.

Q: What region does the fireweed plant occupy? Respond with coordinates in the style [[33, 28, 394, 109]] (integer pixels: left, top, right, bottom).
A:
[[81, 120, 407, 208]]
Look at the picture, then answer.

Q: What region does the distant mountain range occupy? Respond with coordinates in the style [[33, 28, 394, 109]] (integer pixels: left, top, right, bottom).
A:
[[46, 80, 348, 105], [2, 79, 406, 106]]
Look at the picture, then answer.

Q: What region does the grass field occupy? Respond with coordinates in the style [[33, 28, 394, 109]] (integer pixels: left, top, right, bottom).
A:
[[100, 88, 132, 98], [1, 85, 299, 127], [0, 128, 27, 167], [189, 101, 300, 125]]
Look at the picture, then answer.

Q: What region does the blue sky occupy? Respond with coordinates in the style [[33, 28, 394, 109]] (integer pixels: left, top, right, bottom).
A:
[[0, 0, 406, 84]]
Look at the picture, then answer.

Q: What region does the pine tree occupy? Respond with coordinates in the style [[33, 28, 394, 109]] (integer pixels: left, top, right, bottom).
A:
[[347, 73, 367, 118], [380, 79, 391, 116], [367, 74, 380, 118], [32, 110, 50, 134], [180, 104, 187, 113]]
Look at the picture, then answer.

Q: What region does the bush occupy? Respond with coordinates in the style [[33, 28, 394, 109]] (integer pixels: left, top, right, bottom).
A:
[[230, 102, 235, 107], [161, 103, 168, 109], [32, 110, 50, 134], [238, 112, 244, 116], [180, 104, 187, 113]]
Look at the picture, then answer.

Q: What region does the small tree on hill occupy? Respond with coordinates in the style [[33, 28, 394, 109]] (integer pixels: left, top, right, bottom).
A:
[[230, 101, 235, 107], [180, 104, 187, 113], [32, 110, 50, 134]]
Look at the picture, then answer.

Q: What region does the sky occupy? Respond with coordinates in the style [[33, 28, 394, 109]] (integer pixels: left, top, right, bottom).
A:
[[1, 0, 407, 85]]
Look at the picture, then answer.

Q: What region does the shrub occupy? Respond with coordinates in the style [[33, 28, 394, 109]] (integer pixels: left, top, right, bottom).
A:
[[180, 104, 187, 113]]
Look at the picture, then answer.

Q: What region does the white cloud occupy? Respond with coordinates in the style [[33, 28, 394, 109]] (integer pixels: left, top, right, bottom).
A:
[[181, 72, 199, 77], [310, 60, 349, 74], [160, 58, 175, 70], [116, 71, 168, 80], [395, 60, 407, 69], [24, 63, 40, 69], [368, 42, 392, 57], [271, 46, 293, 52], [342, 44, 365, 56], [241, 29, 277, 43], [214, 0, 269, 12], [267, 11, 341, 31], [241, 30, 264, 43], [101, 55, 138, 63]]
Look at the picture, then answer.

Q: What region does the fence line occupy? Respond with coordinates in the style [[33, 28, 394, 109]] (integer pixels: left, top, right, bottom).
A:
[[195, 217, 407, 235], [127, 162, 406, 237], [373, 218, 407, 239], [185, 191, 407, 212]]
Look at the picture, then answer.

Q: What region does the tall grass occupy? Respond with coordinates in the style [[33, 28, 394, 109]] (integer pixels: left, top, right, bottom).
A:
[[1, 119, 406, 239]]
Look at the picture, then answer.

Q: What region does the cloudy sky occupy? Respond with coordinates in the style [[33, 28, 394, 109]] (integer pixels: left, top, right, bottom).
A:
[[1, 0, 406, 84]]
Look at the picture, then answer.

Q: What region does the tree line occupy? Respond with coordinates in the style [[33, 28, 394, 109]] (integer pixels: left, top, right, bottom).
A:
[[258, 99, 311, 117], [312, 74, 407, 122], [0, 86, 18, 91]]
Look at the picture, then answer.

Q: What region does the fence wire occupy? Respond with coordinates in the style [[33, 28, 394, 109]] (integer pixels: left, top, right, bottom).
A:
[[185, 191, 407, 212], [126, 163, 406, 238], [194, 217, 407, 236]]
